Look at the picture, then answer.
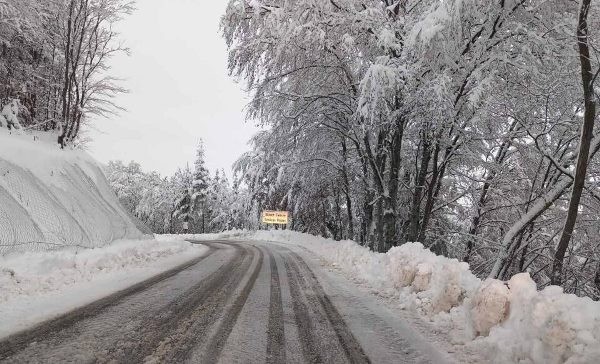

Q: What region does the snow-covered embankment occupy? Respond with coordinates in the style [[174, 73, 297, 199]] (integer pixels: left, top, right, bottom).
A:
[[0, 130, 149, 255], [0, 131, 207, 338]]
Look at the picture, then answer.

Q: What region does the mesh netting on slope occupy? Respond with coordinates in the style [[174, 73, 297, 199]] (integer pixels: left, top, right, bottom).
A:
[[0, 158, 150, 255]]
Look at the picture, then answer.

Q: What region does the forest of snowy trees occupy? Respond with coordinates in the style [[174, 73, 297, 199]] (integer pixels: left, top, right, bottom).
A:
[[4, 0, 600, 300], [0, 0, 131, 146], [105, 142, 252, 234], [218, 0, 600, 299]]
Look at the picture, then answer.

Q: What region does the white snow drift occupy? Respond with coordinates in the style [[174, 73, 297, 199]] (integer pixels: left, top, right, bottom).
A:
[[167, 230, 600, 364]]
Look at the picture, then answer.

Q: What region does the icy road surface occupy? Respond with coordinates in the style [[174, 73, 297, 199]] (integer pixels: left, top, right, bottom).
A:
[[0, 241, 453, 363]]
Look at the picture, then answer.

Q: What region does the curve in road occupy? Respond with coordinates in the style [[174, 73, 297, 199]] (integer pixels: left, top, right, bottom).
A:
[[0, 240, 448, 364]]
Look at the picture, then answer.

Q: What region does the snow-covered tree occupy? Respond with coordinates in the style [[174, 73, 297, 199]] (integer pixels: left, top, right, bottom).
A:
[[172, 165, 195, 232], [191, 141, 210, 232], [223, 0, 600, 299], [0, 0, 132, 146], [104, 160, 179, 233]]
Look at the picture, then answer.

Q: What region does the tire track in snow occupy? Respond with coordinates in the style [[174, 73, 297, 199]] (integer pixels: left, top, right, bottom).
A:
[[280, 245, 370, 364], [284, 257, 324, 363], [288, 250, 371, 364], [196, 244, 264, 363], [265, 248, 286, 364], [139, 242, 256, 363]]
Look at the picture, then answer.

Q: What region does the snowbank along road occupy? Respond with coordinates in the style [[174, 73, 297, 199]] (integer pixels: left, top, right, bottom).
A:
[[0, 240, 452, 363]]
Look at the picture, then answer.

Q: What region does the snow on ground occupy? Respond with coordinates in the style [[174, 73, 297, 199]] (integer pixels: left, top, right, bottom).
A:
[[164, 230, 600, 364], [0, 238, 207, 339]]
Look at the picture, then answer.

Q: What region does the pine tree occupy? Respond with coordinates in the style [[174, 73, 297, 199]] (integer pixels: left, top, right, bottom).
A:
[[172, 165, 194, 232], [192, 141, 210, 232]]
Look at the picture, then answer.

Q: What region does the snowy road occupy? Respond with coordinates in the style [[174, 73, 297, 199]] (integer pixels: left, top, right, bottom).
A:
[[0, 240, 452, 363]]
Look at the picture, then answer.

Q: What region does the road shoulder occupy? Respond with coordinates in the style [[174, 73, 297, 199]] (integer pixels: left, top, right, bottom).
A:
[[0, 238, 208, 340]]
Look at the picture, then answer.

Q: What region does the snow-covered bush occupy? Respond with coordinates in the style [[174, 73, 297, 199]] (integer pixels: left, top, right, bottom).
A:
[[0, 99, 23, 131]]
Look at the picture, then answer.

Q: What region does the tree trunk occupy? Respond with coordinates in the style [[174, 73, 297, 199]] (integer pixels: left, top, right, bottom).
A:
[[362, 131, 386, 250], [382, 115, 405, 250], [418, 138, 441, 244], [341, 139, 355, 240], [407, 132, 431, 242], [551, 0, 596, 286], [464, 182, 489, 263], [594, 261, 600, 298], [59, 0, 76, 148]]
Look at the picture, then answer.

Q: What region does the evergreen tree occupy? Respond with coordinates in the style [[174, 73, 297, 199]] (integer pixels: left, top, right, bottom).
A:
[[172, 165, 194, 232], [192, 141, 210, 232], [207, 169, 232, 231]]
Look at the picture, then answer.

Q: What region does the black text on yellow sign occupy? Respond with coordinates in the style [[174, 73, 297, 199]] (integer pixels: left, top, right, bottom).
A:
[[262, 210, 289, 225]]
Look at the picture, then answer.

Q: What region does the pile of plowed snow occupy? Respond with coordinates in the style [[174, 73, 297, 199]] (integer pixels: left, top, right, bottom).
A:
[[0, 130, 151, 255], [166, 230, 600, 364]]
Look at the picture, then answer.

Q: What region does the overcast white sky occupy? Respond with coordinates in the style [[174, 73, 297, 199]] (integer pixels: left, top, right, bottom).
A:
[[87, 0, 259, 177]]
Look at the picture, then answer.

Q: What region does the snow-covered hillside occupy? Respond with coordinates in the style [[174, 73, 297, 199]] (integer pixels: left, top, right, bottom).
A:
[[0, 130, 151, 255]]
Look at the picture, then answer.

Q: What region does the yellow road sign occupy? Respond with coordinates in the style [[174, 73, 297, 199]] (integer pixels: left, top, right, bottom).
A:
[[262, 210, 289, 225]]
